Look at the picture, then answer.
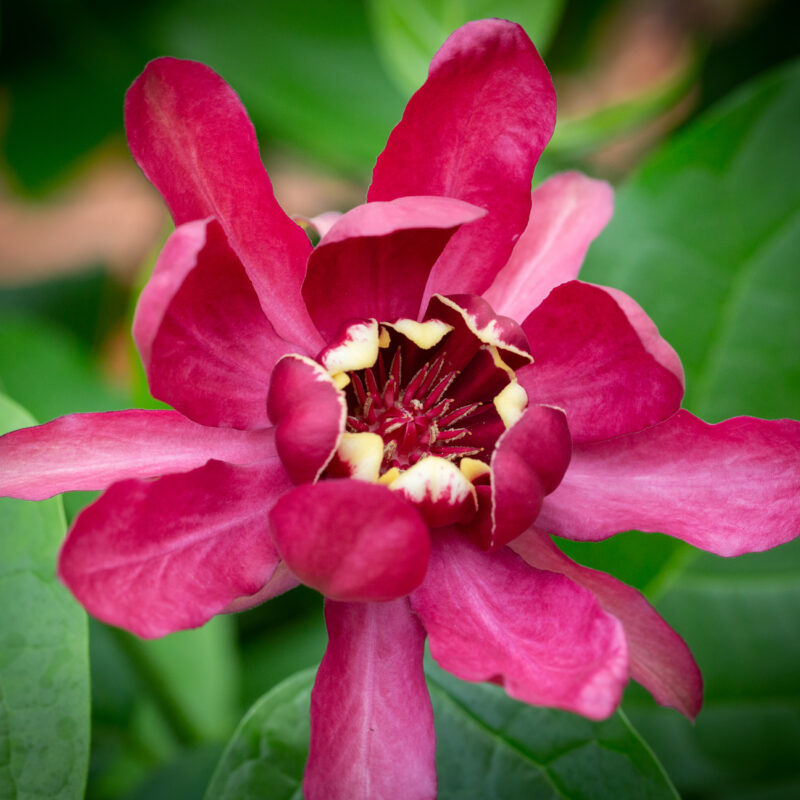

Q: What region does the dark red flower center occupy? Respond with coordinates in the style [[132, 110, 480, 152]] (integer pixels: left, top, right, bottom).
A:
[[344, 349, 489, 471]]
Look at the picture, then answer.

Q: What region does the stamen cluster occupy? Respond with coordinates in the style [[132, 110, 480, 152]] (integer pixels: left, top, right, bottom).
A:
[[345, 345, 488, 472]]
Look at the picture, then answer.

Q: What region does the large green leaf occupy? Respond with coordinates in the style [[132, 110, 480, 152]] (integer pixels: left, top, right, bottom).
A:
[[570, 60, 800, 798], [366, 0, 565, 95], [206, 662, 678, 799], [581, 60, 800, 423], [0, 393, 89, 799]]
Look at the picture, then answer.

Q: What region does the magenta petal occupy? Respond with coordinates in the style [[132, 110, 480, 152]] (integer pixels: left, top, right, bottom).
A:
[[540, 410, 800, 556], [59, 459, 292, 638], [125, 57, 321, 350], [369, 20, 556, 301], [519, 281, 684, 441], [483, 171, 614, 321], [596, 285, 685, 386], [133, 218, 208, 368], [304, 599, 436, 800], [0, 409, 275, 500], [266, 355, 346, 484], [136, 219, 299, 429], [303, 196, 485, 341], [472, 404, 571, 550], [269, 480, 430, 601], [221, 560, 299, 614], [512, 529, 702, 719], [411, 531, 628, 719]]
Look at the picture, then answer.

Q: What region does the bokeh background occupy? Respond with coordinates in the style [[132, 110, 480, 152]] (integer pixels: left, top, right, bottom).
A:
[[1, 1, 799, 798]]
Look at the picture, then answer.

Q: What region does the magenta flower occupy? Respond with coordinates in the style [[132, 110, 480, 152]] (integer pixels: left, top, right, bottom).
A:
[[1, 19, 799, 799]]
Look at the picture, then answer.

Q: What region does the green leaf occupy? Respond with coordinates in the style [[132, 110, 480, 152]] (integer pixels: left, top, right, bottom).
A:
[[204, 669, 312, 800], [581, 60, 800, 423], [206, 662, 678, 799], [158, 0, 406, 175], [367, 0, 565, 95], [0, 393, 89, 799], [0, 314, 127, 423], [569, 60, 800, 798], [626, 541, 800, 799], [131, 616, 241, 743]]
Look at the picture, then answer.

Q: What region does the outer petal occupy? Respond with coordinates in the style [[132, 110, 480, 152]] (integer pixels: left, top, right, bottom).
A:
[[539, 410, 800, 556], [136, 219, 298, 429], [511, 529, 702, 719], [269, 480, 430, 602], [410, 530, 628, 719], [59, 459, 292, 638], [133, 218, 207, 368], [304, 599, 436, 800], [266, 355, 346, 484], [465, 404, 572, 550], [368, 20, 556, 302], [483, 171, 614, 320], [125, 57, 321, 350], [597, 285, 685, 387], [302, 196, 485, 341], [221, 560, 299, 614], [0, 409, 274, 500], [518, 281, 684, 441]]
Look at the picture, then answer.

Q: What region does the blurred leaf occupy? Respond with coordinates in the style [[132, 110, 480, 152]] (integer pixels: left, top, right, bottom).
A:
[[626, 540, 800, 799], [123, 744, 223, 800], [366, 0, 565, 95], [240, 610, 325, 709], [206, 661, 678, 799], [548, 57, 697, 157], [1, 0, 158, 192], [158, 0, 406, 175], [567, 59, 800, 798], [0, 393, 89, 799], [0, 314, 127, 422], [204, 670, 312, 800], [134, 617, 241, 743], [581, 59, 800, 423]]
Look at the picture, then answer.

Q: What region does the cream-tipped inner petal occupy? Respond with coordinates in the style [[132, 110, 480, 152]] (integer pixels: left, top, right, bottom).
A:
[[494, 381, 528, 429], [389, 318, 453, 350], [336, 432, 384, 482], [321, 319, 379, 374]]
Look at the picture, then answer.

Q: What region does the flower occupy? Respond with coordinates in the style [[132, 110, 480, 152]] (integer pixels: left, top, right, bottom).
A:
[[1, 18, 799, 800]]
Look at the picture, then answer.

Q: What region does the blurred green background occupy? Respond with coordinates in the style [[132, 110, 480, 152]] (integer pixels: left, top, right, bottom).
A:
[[1, 1, 799, 798]]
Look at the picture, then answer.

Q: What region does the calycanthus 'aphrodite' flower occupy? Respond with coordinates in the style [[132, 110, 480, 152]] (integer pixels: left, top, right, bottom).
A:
[[1, 19, 799, 800]]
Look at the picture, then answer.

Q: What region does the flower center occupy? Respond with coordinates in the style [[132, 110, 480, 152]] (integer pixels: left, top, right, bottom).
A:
[[344, 349, 488, 471]]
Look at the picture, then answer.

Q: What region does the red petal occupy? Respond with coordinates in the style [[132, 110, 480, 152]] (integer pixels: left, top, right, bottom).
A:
[[302, 196, 485, 341], [59, 459, 291, 638], [488, 404, 571, 549], [0, 409, 274, 500], [135, 219, 298, 429], [483, 171, 614, 321], [125, 57, 321, 350], [410, 531, 628, 719], [519, 281, 684, 441], [540, 410, 800, 556], [464, 404, 571, 551], [269, 480, 430, 601], [304, 599, 436, 800], [369, 20, 556, 302], [266, 355, 346, 484], [597, 285, 685, 387], [512, 529, 702, 719]]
